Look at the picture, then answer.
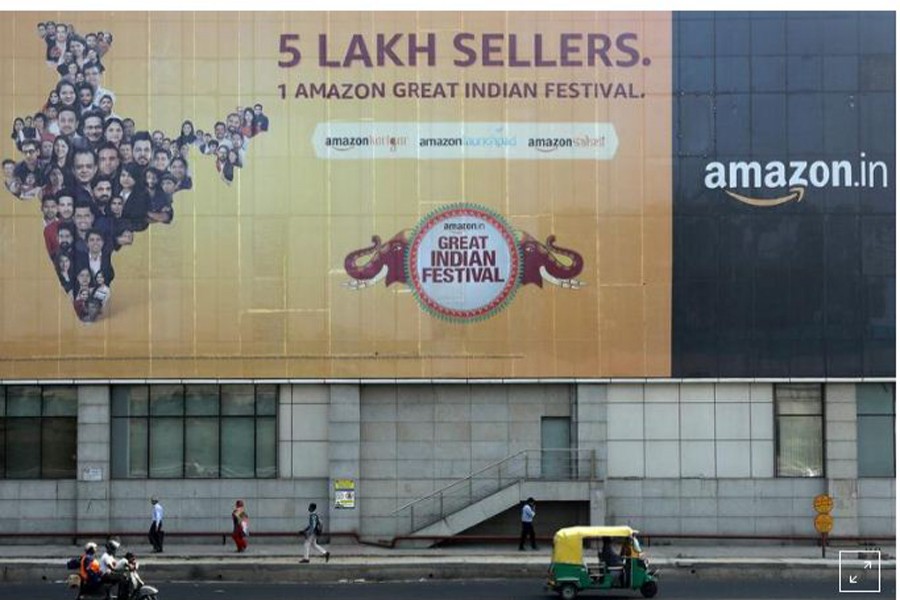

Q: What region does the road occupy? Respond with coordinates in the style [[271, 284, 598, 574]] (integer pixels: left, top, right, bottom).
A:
[[3, 577, 894, 600]]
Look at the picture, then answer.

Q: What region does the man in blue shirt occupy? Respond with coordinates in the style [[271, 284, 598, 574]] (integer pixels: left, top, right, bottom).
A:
[[149, 497, 164, 553], [518, 497, 537, 550]]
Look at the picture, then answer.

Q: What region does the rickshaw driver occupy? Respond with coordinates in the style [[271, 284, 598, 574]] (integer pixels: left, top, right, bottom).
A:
[[600, 537, 623, 567], [600, 537, 625, 584], [620, 536, 638, 558], [620, 535, 639, 585]]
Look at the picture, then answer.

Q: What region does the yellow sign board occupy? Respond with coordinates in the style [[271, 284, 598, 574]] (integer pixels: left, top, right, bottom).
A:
[[813, 494, 834, 514], [334, 478, 356, 509], [814, 513, 834, 534]]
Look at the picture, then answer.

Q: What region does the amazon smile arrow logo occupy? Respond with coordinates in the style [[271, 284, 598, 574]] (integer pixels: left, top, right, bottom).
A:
[[703, 154, 891, 207], [724, 186, 805, 207]]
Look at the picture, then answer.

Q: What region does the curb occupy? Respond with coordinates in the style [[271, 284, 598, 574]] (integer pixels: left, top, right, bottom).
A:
[[3, 560, 895, 584]]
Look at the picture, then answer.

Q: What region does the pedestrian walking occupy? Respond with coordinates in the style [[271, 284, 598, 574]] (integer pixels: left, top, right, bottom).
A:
[[231, 499, 249, 553], [299, 502, 330, 563], [519, 497, 537, 550], [148, 496, 164, 553]]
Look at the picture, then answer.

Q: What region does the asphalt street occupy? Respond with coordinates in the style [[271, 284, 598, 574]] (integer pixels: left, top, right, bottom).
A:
[[3, 576, 894, 600]]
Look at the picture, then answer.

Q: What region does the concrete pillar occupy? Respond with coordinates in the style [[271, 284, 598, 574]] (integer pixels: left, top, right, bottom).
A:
[[327, 385, 361, 540], [576, 384, 607, 525], [590, 481, 606, 527], [77, 385, 111, 535], [825, 383, 859, 536]]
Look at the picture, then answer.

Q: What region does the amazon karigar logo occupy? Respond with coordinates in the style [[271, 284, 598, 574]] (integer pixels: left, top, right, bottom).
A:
[[704, 153, 890, 207]]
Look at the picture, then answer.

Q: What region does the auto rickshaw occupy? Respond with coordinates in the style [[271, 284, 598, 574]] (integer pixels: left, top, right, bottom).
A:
[[547, 526, 659, 599]]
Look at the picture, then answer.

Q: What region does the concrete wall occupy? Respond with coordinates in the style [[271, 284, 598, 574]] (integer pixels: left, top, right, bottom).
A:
[[858, 479, 896, 536], [606, 478, 826, 535], [279, 385, 330, 480], [358, 384, 572, 539], [0, 480, 77, 535], [78, 385, 112, 533], [108, 478, 328, 535], [328, 385, 361, 536], [576, 384, 607, 525], [0, 381, 892, 540], [827, 384, 859, 536], [605, 383, 774, 479], [602, 382, 895, 536]]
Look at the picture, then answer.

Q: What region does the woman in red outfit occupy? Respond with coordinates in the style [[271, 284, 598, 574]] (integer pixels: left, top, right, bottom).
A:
[[231, 500, 249, 552]]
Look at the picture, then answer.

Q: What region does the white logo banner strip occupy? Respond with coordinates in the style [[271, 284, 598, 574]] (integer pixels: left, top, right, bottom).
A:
[[313, 122, 619, 160]]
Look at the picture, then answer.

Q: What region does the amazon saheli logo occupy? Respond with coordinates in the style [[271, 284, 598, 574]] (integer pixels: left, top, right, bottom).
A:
[[704, 153, 890, 207]]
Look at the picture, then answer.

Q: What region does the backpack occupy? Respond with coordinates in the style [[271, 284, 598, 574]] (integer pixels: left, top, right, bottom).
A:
[[313, 514, 323, 536]]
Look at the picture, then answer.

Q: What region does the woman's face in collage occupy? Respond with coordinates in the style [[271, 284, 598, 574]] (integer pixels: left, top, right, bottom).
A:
[[54, 136, 70, 159], [58, 83, 76, 105], [104, 121, 123, 145], [110, 196, 124, 217], [119, 169, 134, 190]]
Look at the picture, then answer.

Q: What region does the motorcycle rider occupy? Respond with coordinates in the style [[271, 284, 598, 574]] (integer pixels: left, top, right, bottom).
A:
[[116, 551, 145, 600], [99, 539, 124, 584], [66, 541, 102, 595]]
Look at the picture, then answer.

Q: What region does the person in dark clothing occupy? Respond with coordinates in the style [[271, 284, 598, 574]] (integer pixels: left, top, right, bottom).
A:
[[600, 537, 623, 567], [518, 497, 537, 550], [299, 502, 330, 563], [253, 103, 269, 132], [118, 162, 149, 232]]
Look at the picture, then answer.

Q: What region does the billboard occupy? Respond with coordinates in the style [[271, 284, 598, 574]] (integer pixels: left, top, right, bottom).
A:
[[670, 12, 895, 378], [0, 12, 893, 379]]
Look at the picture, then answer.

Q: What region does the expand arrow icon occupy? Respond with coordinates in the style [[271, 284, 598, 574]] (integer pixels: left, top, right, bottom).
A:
[[864, 561, 873, 569], [725, 186, 806, 207], [849, 575, 859, 584]]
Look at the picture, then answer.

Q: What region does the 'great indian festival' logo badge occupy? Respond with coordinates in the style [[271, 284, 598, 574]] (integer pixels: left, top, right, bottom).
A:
[[407, 204, 521, 321], [343, 203, 586, 323]]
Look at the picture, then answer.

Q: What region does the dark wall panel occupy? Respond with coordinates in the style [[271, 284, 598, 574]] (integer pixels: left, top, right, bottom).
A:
[[672, 11, 896, 377]]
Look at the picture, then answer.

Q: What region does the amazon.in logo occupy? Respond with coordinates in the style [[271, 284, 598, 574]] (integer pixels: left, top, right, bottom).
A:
[[704, 153, 890, 207]]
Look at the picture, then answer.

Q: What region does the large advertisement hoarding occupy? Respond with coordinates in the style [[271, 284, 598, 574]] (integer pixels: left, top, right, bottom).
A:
[[0, 12, 673, 378], [1, 12, 894, 381]]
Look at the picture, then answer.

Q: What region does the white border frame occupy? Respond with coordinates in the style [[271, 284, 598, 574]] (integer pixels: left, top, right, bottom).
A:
[[839, 550, 881, 594]]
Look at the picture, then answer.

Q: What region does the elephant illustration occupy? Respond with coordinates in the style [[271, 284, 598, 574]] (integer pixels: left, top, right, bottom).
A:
[[343, 231, 409, 289], [518, 233, 586, 289]]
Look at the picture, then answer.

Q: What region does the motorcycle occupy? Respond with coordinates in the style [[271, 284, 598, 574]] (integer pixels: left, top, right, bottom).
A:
[[68, 555, 159, 600]]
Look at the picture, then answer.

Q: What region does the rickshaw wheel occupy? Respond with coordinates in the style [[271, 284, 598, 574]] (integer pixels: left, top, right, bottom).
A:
[[640, 581, 658, 598], [559, 583, 578, 600]]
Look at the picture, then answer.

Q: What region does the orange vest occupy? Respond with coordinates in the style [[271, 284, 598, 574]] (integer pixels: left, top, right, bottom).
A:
[[79, 555, 100, 581]]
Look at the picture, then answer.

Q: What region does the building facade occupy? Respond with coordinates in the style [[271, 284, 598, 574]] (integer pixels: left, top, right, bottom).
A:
[[0, 380, 893, 540], [0, 11, 895, 543]]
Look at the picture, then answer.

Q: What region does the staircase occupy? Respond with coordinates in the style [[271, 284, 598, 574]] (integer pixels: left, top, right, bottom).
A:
[[391, 448, 598, 541]]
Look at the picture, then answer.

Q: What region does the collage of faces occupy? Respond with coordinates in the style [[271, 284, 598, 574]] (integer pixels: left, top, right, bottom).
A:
[[2, 21, 270, 322]]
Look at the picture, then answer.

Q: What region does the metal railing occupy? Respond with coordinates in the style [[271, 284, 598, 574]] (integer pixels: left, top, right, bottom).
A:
[[391, 448, 597, 534]]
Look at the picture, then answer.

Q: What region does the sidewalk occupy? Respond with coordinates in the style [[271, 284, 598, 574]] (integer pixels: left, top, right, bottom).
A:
[[1, 541, 894, 583]]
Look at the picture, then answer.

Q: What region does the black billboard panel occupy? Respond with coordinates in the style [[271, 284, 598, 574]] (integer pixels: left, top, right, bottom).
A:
[[672, 12, 896, 377]]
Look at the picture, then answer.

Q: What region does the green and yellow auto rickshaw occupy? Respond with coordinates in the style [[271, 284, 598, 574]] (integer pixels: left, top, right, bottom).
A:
[[547, 526, 659, 599]]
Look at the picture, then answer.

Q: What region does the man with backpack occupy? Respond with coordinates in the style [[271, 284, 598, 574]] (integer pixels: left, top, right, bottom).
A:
[[299, 502, 330, 563]]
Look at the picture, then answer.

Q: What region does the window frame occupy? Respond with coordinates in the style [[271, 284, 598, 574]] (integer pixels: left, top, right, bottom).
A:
[[110, 384, 277, 479], [857, 383, 896, 478], [774, 383, 825, 478], [0, 385, 78, 479]]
